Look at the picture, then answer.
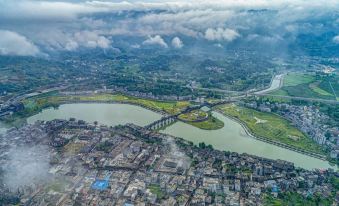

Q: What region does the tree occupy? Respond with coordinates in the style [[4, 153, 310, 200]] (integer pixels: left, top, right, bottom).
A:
[[198, 142, 206, 149]]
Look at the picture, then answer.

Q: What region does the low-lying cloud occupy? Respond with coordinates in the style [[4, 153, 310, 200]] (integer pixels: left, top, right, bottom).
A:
[[2, 145, 52, 191], [143, 35, 168, 48], [67, 30, 111, 51], [204, 28, 240, 42], [333, 35, 339, 44], [0, 0, 337, 53], [0, 30, 40, 56], [171, 37, 184, 48]]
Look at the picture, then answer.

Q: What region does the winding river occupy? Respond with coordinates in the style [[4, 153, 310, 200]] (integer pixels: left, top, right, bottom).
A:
[[26, 103, 336, 170]]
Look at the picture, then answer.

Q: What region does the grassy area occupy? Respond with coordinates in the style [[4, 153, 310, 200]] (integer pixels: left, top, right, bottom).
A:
[[63, 142, 87, 154], [148, 184, 165, 199], [178, 110, 208, 121], [283, 73, 315, 86], [218, 104, 326, 155], [269, 73, 338, 100], [21, 93, 190, 117], [188, 112, 224, 130], [309, 81, 333, 96], [319, 79, 339, 97]]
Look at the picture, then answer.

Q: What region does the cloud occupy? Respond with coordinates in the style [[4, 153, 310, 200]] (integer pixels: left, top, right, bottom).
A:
[[131, 44, 141, 49], [0, 0, 108, 20], [0, 30, 40, 56], [204, 28, 240, 42], [73, 31, 111, 49], [0, 0, 337, 53], [142, 35, 168, 48], [65, 40, 79, 51], [2, 145, 52, 190], [171, 37, 184, 48], [41, 30, 110, 51], [333, 35, 339, 44], [214, 43, 223, 48]]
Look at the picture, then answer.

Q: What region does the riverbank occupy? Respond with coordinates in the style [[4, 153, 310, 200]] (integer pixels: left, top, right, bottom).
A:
[[3, 93, 225, 130], [215, 108, 327, 161]]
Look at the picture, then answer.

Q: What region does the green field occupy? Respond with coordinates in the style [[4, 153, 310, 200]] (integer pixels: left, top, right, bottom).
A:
[[283, 73, 315, 86], [270, 73, 337, 100], [218, 104, 325, 155], [309, 82, 333, 96]]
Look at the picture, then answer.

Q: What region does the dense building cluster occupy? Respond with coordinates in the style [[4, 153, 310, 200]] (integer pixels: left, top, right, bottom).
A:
[[1, 119, 338, 205]]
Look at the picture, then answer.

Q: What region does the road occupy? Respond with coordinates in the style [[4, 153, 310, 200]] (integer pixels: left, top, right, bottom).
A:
[[187, 74, 284, 96], [254, 74, 284, 95]]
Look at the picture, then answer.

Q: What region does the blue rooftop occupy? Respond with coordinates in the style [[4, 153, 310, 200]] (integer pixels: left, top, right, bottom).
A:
[[91, 179, 109, 190]]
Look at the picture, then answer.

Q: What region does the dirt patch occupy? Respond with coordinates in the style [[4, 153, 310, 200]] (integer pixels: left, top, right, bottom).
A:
[[254, 117, 268, 124]]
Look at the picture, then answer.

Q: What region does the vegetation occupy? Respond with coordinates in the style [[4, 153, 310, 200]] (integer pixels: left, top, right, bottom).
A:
[[178, 110, 208, 121], [188, 112, 224, 130], [19, 93, 226, 130], [19, 93, 190, 118], [0, 52, 274, 101], [218, 104, 326, 155], [198, 142, 214, 150], [255, 96, 339, 127], [329, 176, 339, 191], [270, 73, 338, 100], [264, 192, 333, 206], [148, 184, 165, 199]]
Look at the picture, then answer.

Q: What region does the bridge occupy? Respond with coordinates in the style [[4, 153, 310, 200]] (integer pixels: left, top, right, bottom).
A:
[[144, 115, 177, 130], [144, 99, 237, 130]]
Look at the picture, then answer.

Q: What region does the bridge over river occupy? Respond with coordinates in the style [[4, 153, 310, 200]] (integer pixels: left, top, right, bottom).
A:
[[144, 99, 237, 130]]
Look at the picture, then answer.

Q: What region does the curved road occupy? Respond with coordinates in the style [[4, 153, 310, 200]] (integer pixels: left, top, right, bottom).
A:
[[254, 74, 284, 95]]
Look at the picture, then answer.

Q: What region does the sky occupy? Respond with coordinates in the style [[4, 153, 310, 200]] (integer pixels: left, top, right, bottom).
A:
[[0, 0, 338, 56]]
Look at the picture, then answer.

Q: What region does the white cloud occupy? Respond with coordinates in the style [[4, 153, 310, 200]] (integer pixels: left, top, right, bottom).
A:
[[143, 35, 168, 48], [171, 37, 184, 48], [0, 0, 108, 20], [65, 40, 79, 51], [131, 44, 141, 49], [73, 31, 110, 49], [0, 30, 40, 56], [333, 35, 339, 44], [204, 28, 240, 42], [214, 43, 223, 48], [0, 0, 337, 52]]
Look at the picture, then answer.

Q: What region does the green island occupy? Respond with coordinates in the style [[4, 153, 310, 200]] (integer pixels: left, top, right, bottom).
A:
[[178, 109, 208, 122], [270, 73, 338, 100], [187, 112, 224, 130], [217, 104, 326, 155], [177, 109, 224, 130]]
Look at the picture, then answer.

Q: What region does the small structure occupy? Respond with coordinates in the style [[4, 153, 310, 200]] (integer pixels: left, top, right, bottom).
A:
[[91, 179, 109, 190]]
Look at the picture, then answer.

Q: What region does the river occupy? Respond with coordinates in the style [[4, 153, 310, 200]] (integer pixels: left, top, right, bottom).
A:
[[26, 103, 336, 170]]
